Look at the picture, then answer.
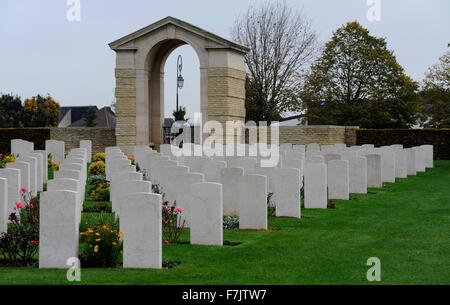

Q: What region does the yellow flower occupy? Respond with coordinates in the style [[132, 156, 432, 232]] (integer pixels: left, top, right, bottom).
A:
[[95, 233, 100, 236], [120, 250, 123, 254], [94, 245, 99, 253], [112, 242, 117, 245], [96, 238, 101, 242], [89, 244, 93, 248]]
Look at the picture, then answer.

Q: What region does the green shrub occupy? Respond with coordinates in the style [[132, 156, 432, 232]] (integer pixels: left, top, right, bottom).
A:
[[89, 182, 110, 202], [88, 161, 105, 175], [92, 152, 105, 162], [0, 190, 40, 266], [223, 216, 239, 230], [79, 221, 122, 268], [0, 128, 50, 155], [356, 128, 450, 160], [0, 154, 15, 168]]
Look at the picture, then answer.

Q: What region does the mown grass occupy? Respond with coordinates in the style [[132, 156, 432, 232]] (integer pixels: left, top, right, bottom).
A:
[[0, 161, 448, 285]]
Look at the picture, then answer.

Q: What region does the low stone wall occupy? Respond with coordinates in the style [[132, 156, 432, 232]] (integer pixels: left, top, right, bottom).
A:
[[245, 125, 358, 145], [50, 127, 116, 157]]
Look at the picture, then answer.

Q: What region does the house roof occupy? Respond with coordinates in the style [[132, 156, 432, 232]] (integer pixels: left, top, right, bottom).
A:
[[279, 114, 304, 122], [109, 16, 249, 54], [60, 106, 99, 123], [69, 106, 116, 128]]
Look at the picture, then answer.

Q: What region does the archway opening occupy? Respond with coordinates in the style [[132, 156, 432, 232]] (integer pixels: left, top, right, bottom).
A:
[[146, 39, 201, 146], [163, 45, 200, 143]]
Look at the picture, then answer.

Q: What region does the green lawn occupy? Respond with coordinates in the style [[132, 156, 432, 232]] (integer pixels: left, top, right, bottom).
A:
[[1, 161, 449, 285]]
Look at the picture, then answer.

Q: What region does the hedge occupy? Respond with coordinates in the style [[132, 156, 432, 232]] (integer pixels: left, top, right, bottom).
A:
[[0, 128, 51, 155], [356, 129, 450, 160]]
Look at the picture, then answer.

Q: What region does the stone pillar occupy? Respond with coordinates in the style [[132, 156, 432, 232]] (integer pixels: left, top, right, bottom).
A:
[[207, 49, 246, 144], [148, 71, 164, 147], [114, 50, 137, 147]]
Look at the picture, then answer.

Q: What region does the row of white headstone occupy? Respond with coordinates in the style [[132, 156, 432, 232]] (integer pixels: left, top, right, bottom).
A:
[[0, 139, 93, 268], [128, 142, 434, 255], [39, 140, 92, 269], [1, 139, 47, 232], [105, 146, 161, 269]]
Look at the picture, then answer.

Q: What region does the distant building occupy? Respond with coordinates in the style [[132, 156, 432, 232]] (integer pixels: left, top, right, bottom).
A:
[[58, 106, 115, 127], [276, 114, 305, 126]]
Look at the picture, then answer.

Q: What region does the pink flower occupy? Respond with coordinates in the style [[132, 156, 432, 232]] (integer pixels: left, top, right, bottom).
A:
[[128, 156, 133, 160], [176, 207, 183, 213], [161, 205, 167, 210], [15, 202, 23, 209], [29, 204, 34, 209], [21, 187, 27, 193], [13, 207, 16, 210], [0, 154, 3, 158]]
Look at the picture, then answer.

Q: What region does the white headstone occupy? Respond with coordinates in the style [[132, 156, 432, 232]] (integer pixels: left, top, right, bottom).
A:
[[381, 151, 396, 183], [117, 180, 152, 218], [394, 149, 407, 178], [47, 178, 81, 223], [0, 168, 21, 218], [27, 153, 43, 192], [405, 148, 416, 176], [327, 160, 349, 200], [39, 190, 78, 268], [304, 163, 327, 209], [6, 161, 30, 195], [80, 140, 92, 162], [275, 168, 301, 217], [366, 154, 382, 188], [121, 192, 162, 269], [0, 178, 7, 233], [421, 145, 433, 168], [307, 143, 320, 151], [305, 155, 324, 164], [220, 167, 244, 216], [324, 153, 341, 164], [238, 174, 267, 230], [45, 140, 65, 164], [111, 172, 143, 213], [17, 156, 38, 196], [346, 157, 367, 194], [190, 182, 223, 246], [413, 146, 426, 172], [173, 172, 204, 226]]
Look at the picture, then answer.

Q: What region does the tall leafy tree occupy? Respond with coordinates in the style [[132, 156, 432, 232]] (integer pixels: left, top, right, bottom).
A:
[[82, 106, 97, 127], [417, 51, 450, 128], [0, 94, 23, 128], [231, 1, 318, 124], [301, 21, 418, 128], [172, 106, 187, 122], [22, 95, 60, 127]]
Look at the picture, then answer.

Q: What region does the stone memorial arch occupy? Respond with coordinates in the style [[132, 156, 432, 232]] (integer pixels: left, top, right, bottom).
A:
[[109, 16, 248, 148]]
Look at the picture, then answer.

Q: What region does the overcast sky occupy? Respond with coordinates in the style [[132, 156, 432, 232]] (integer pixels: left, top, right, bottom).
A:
[[0, 0, 448, 120]]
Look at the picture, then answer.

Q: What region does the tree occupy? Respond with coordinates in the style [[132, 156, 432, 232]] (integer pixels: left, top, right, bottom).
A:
[[82, 107, 97, 127], [301, 21, 419, 128], [172, 106, 187, 122], [231, 1, 318, 124], [0, 94, 23, 128], [417, 51, 450, 128], [22, 94, 60, 127]]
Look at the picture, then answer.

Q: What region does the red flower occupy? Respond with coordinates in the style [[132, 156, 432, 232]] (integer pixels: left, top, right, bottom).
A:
[[32, 240, 38, 245], [21, 187, 27, 193]]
